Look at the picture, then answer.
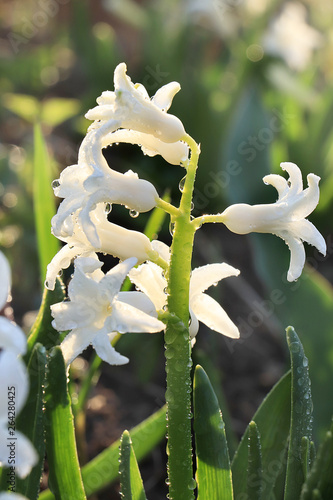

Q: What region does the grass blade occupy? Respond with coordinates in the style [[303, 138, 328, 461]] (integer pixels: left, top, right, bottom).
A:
[[193, 365, 233, 500], [33, 123, 59, 283], [119, 430, 147, 500]]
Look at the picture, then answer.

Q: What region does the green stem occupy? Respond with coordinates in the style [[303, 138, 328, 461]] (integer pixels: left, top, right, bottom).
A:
[[164, 134, 200, 500]]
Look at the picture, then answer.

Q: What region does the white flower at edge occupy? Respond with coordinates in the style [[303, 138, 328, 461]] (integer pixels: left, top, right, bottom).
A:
[[0, 251, 38, 479], [0, 493, 30, 499], [221, 162, 326, 281], [262, 3, 322, 71], [51, 254, 165, 366], [46, 204, 159, 290], [129, 241, 240, 340]]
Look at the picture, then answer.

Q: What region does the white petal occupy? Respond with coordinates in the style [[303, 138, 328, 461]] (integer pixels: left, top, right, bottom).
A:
[[45, 244, 83, 290], [289, 219, 326, 255], [0, 317, 27, 356], [101, 257, 138, 299], [102, 129, 188, 165], [0, 493, 31, 499], [190, 293, 240, 338], [60, 326, 101, 366], [152, 82, 181, 111], [129, 262, 167, 311], [151, 240, 170, 262], [263, 174, 289, 199], [110, 300, 165, 333], [0, 427, 38, 479], [0, 251, 11, 310], [278, 232, 306, 282], [292, 173, 321, 219], [190, 263, 240, 298], [92, 332, 129, 365], [0, 351, 29, 420], [189, 308, 199, 339], [280, 162, 303, 196], [118, 291, 158, 317]]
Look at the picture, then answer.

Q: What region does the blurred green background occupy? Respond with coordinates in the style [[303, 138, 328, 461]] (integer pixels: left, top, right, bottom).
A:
[[1, 0, 333, 490]]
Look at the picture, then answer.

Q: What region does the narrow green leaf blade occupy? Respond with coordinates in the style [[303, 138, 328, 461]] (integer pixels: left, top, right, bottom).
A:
[[33, 123, 59, 283], [39, 405, 166, 499], [119, 430, 147, 500], [26, 277, 65, 355], [301, 420, 333, 500], [44, 347, 86, 500], [247, 421, 263, 500], [284, 326, 313, 500], [193, 365, 233, 500], [15, 343, 47, 499], [232, 370, 291, 499]]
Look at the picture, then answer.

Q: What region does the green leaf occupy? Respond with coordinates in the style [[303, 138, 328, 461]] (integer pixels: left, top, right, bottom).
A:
[[26, 277, 65, 354], [44, 347, 86, 500], [284, 326, 313, 500], [301, 420, 333, 500], [33, 123, 59, 283], [232, 370, 291, 500], [119, 430, 147, 500], [193, 365, 233, 500], [39, 405, 167, 499], [40, 98, 81, 127], [247, 421, 263, 500], [251, 234, 333, 440], [15, 344, 47, 499]]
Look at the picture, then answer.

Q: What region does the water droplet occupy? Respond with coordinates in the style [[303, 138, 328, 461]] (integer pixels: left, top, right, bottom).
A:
[[165, 347, 175, 359], [105, 202, 112, 214], [303, 357, 309, 368], [190, 201, 194, 211], [169, 222, 175, 236], [179, 175, 186, 192], [297, 377, 304, 386], [163, 305, 168, 312], [44, 280, 50, 289], [188, 478, 196, 490], [129, 209, 139, 218], [52, 179, 60, 189], [163, 286, 169, 295]]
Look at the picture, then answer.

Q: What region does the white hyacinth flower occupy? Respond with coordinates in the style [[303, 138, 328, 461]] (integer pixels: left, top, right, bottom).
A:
[[0, 493, 30, 499], [262, 3, 322, 71], [0, 252, 38, 478], [86, 62, 186, 143], [51, 254, 165, 366], [129, 241, 240, 340], [46, 204, 158, 290], [221, 162, 326, 281]]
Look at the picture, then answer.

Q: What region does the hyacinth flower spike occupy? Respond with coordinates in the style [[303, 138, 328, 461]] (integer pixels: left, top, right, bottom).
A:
[[51, 254, 165, 367], [220, 162, 326, 281]]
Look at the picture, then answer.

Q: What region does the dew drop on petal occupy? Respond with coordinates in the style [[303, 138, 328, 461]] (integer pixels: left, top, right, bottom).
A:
[[52, 179, 61, 189], [105, 202, 112, 214], [129, 209, 139, 218]]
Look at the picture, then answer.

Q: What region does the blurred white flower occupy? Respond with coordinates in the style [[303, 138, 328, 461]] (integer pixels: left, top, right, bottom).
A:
[[129, 241, 240, 340], [185, 0, 240, 38], [51, 254, 165, 366], [46, 204, 158, 290], [0, 252, 38, 479], [221, 162, 326, 281], [0, 493, 30, 499], [262, 2, 322, 71]]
